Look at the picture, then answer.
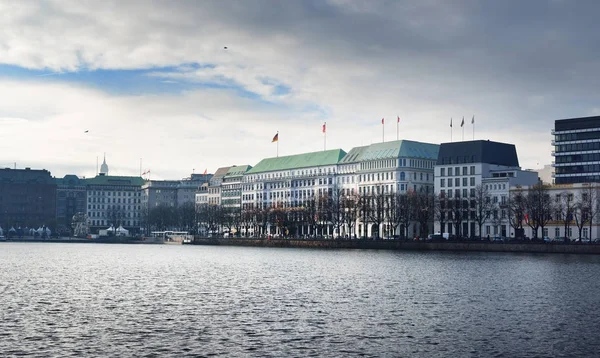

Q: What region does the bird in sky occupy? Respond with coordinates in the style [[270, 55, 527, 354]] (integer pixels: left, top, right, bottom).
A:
[[224, 46, 228, 50], [84, 130, 89, 133]]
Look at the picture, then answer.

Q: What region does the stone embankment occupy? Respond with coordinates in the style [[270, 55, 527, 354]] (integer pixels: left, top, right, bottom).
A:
[[190, 238, 600, 254]]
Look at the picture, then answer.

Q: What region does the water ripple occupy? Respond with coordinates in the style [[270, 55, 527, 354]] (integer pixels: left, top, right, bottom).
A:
[[1, 243, 600, 357]]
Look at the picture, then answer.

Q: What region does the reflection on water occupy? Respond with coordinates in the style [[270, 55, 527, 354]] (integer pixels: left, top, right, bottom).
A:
[[1, 243, 599, 357]]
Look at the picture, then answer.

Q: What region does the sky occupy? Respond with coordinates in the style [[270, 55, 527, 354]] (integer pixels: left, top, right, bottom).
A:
[[1, 0, 599, 180]]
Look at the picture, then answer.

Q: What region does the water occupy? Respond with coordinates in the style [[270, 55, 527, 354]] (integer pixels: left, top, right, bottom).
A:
[[1, 243, 599, 357]]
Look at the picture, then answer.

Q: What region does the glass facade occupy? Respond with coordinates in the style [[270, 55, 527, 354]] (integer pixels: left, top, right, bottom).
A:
[[553, 116, 600, 184]]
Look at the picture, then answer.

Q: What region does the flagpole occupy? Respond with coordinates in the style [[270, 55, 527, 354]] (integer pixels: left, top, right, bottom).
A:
[[324, 122, 326, 151], [277, 131, 279, 157], [462, 116, 465, 141], [472, 115, 475, 140], [450, 118, 453, 143], [382, 118, 385, 143], [396, 117, 399, 141]]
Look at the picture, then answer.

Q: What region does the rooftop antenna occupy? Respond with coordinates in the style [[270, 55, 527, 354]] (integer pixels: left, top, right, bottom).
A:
[[96, 156, 98, 175]]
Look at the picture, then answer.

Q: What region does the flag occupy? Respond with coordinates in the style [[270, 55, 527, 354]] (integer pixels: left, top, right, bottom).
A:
[[397, 116, 400, 123], [203, 169, 207, 175], [272, 133, 279, 142], [450, 118, 453, 127], [525, 213, 529, 222], [381, 118, 384, 125], [461, 117, 464, 127], [322, 122, 326, 133], [471, 115, 475, 124]]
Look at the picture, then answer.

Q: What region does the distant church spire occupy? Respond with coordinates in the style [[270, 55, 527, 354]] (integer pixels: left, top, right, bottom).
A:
[[100, 153, 109, 175]]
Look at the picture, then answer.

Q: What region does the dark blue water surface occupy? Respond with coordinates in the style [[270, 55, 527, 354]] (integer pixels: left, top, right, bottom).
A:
[[1, 243, 599, 357]]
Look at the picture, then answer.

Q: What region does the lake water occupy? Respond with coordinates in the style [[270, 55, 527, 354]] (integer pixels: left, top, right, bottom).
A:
[[1, 243, 599, 357]]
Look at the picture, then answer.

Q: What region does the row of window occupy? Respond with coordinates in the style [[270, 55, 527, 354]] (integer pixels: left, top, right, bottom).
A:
[[88, 204, 141, 211], [88, 211, 140, 218], [555, 131, 600, 142], [88, 191, 141, 197], [554, 153, 600, 164], [555, 164, 600, 174], [90, 220, 139, 227], [440, 177, 476, 188], [555, 142, 600, 153], [89, 197, 141, 204], [439, 166, 476, 177]]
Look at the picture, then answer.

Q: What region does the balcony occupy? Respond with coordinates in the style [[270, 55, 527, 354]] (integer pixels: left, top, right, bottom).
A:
[[551, 151, 555, 156], [551, 140, 555, 146], [551, 129, 555, 135]]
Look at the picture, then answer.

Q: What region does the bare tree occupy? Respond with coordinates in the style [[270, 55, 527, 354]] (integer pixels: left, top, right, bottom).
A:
[[366, 186, 387, 239], [448, 194, 467, 238], [397, 191, 416, 239], [433, 192, 449, 235], [341, 194, 360, 238], [414, 191, 434, 238], [358, 194, 371, 239], [525, 183, 553, 240], [582, 184, 600, 243], [177, 202, 196, 233], [472, 184, 495, 239], [148, 204, 176, 231], [556, 191, 575, 241], [327, 188, 345, 238], [507, 189, 527, 238], [573, 191, 588, 241]]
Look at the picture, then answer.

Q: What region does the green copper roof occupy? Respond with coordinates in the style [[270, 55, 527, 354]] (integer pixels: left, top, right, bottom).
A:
[[225, 165, 252, 177], [84, 175, 146, 186], [247, 149, 347, 174], [340, 140, 439, 162]]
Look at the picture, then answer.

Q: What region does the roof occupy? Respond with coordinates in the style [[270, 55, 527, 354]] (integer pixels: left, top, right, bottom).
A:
[[225, 165, 252, 178], [213, 166, 231, 179], [340, 140, 439, 163], [436, 140, 519, 167], [247, 149, 347, 174], [84, 175, 146, 186], [55, 174, 84, 186], [555, 115, 600, 131]]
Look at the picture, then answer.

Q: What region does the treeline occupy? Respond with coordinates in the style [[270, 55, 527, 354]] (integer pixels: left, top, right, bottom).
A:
[[195, 188, 435, 239]]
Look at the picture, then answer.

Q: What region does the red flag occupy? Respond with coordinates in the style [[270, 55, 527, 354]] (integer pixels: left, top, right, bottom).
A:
[[397, 116, 400, 123], [322, 122, 326, 133], [381, 118, 384, 125], [525, 213, 529, 222], [203, 169, 207, 175]]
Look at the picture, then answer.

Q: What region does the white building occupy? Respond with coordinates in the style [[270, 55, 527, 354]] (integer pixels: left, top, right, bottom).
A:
[[434, 140, 539, 238], [513, 183, 600, 240], [241, 140, 439, 238], [84, 173, 145, 234]]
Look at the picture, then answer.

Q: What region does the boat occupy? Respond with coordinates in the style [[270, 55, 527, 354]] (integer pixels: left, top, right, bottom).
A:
[[150, 231, 192, 245]]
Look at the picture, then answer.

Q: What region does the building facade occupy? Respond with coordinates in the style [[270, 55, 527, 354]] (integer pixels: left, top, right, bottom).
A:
[[208, 167, 231, 206], [55, 175, 86, 235], [85, 174, 145, 233], [513, 183, 600, 240], [0, 168, 56, 231], [553, 115, 600, 184], [222, 165, 251, 208], [240, 140, 439, 238], [434, 140, 539, 238]]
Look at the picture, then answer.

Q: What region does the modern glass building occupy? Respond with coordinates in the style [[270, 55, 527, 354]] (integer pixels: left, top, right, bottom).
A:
[[553, 115, 600, 184]]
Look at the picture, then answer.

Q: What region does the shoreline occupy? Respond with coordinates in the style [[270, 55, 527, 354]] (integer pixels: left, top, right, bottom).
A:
[[189, 238, 600, 254], [3, 237, 600, 254]]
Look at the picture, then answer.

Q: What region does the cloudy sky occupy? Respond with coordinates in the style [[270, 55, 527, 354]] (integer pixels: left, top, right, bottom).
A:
[[1, 0, 598, 179]]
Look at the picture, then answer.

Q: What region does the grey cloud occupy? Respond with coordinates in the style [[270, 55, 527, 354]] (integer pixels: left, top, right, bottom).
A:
[[2, 0, 600, 170]]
